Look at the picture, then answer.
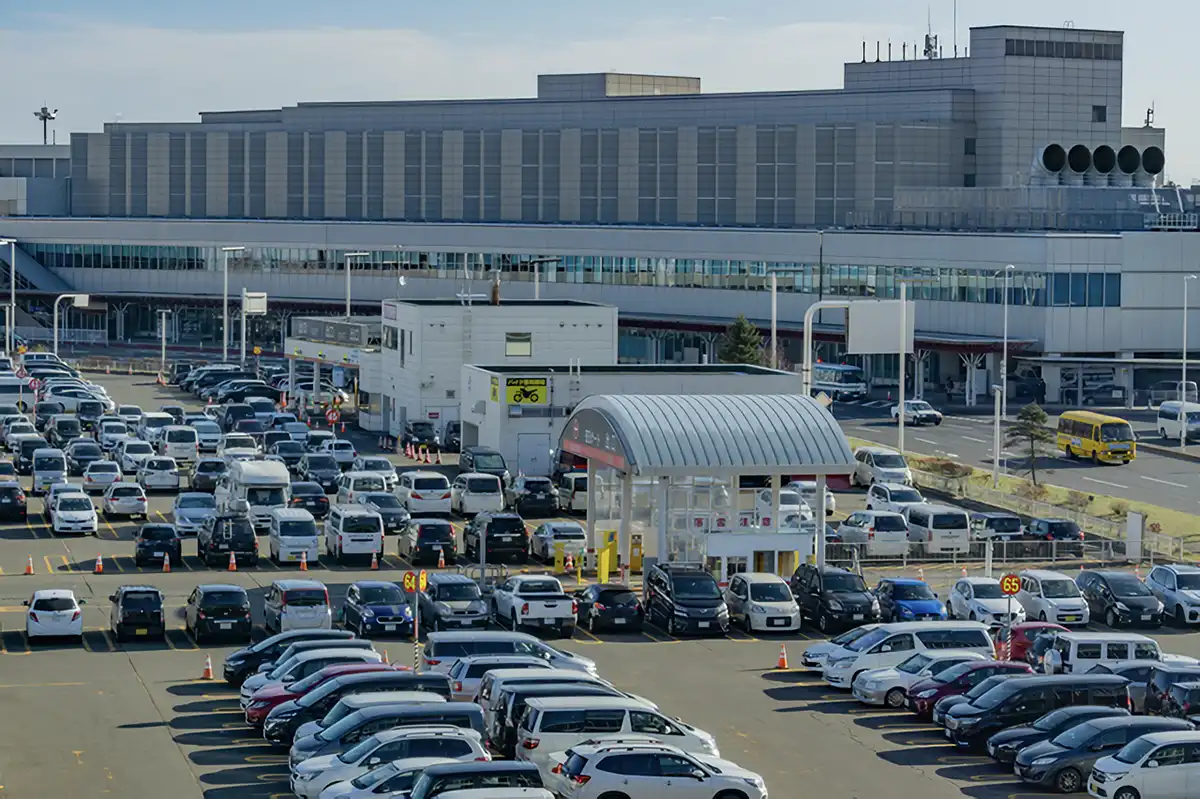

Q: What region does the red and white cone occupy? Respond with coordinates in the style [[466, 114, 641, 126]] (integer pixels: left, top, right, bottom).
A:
[[227, 552, 237, 572], [93, 554, 104, 575], [299, 550, 308, 571], [437, 549, 445, 569], [200, 655, 214, 680], [162, 555, 171, 573], [370, 550, 380, 571], [24, 555, 34, 575]]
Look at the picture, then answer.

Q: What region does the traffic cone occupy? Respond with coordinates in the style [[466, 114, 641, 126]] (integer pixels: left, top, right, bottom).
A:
[[1135, 564, 1141, 579], [340, 422, 346, 434], [370, 550, 379, 570], [24, 555, 34, 575], [382, 649, 390, 665], [423, 447, 431, 465], [435, 450, 442, 465], [960, 566, 968, 578], [200, 655, 213, 680], [162, 556, 171, 573], [437, 549, 445, 569], [227, 552, 237, 572], [105, 364, 110, 375], [564, 552, 575, 572], [93, 554, 103, 575], [776, 644, 789, 670], [405, 442, 413, 459], [299, 550, 308, 571], [917, 566, 925, 581]]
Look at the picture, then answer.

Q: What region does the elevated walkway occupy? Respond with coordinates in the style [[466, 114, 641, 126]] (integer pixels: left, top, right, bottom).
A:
[[0, 242, 72, 293]]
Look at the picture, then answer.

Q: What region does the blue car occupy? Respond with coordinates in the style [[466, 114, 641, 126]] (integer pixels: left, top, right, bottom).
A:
[[338, 580, 413, 636], [875, 577, 947, 622]]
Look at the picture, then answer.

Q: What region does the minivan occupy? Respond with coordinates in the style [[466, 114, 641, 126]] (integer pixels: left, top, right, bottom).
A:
[[1089, 730, 1200, 799], [479, 669, 610, 735], [16, 435, 49, 475], [1017, 569, 1091, 626], [1156, 401, 1200, 443], [30, 446, 67, 495], [324, 505, 384, 564], [263, 579, 333, 633], [458, 446, 510, 484], [492, 683, 626, 758], [159, 425, 199, 462], [288, 703, 487, 768], [836, 510, 909, 556], [516, 696, 717, 769], [267, 508, 320, 565], [942, 673, 1131, 750], [822, 621, 994, 689], [408, 762, 543, 799], [290, 690, 447, 742], [1044, 632, 1162, 675], [904, 503, 970, 554]]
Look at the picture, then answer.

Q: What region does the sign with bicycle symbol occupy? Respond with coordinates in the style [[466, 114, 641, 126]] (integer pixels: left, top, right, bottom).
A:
[[1000, 574, 1021, 596], [505, 377, 548, 406]]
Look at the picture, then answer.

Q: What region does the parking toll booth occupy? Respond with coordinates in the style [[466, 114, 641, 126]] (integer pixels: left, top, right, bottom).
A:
[[557, 394, 855, 584]]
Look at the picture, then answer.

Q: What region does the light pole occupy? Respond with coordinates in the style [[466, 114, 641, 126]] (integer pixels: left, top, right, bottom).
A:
[[0, 239, 13, 354], [1184, 274, 1198, 450], [221, 246, 245, 363], [52, 293, 89, 356], [157, 309, 172, 379], [992, 384, 1003, 487], [344, 252, 370, 318], [995, 264, 1016, 419]]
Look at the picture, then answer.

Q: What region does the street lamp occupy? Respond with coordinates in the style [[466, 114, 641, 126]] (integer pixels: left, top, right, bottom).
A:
[[0, 239, 13, 354], [994, 264, 1016, 419], [52, 293, 89, 356], [221, 246, 245, 363], [344, 252, 370, 318], [1184, 274, 1198, 450], [157, 309, 172, 380]]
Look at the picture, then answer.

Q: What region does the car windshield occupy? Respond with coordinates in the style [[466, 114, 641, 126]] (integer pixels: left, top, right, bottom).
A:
[[146, 459, 174, 471], [869, 514, 908, 532], [1106, 575, 1152, 597], [112, 486, 144, 498], [831, 626, 874, 646], [897, 653, 935, 675], [178, 495, 216, 509], [411, 422, 435, 436], [307, 456, 337, 470], [932, 513, 967, 529], [417, 523, 454, 542], [474, 453, 506, 470], [193, 422, 219, 433], [197, 461, 225, 474], [279, 521, 318, 538], [366, 494, 402, 509], [275, 442, 303, 454], [144, 417, 170, 429], [466, 477, 500, 493], [72, 444, 101, 456], [825, 573, 868, 593], [57, 420, 82, 434], [984, 516, 1022, 533], [439, 583, 481, 601], [1042, 580, 1081, 598], [672, 574, 721, 600], [749, 583, 792, 602], [908, 402, 934, 412], [777, 490, 802, 507], [597, 589, 638, 605], [202, 591, 246, 607], [873, 454, 907, 468], [361, 459, 391, 472], [78, 401, 103, 414], [972, 684, 1017, 710], [1114, 736, 1158, 765], [550, 525, 586, 540], [122, 592, 162, 611], [246, 488, 285, 506], [58, 496, 92, 512], [846, 628, 890, 652], [971, 582, 1004, 599], [166, 430, 196, 442], [34, 456, 65, 471], [888, 488, 923, 503], [1099, 422, 1134, 443], [33, 596, 76, 611], [1047, 521, 1080, 537], [224, 436, 254, 448], [352, 476, 385, 491], [524, 478, 552, 491], [343, 515, 382, 534], [932, 663, 977, 684], [1178, 573, 1200, 590], [1033, 707, 1080, 731], [894, 583, 936, 600], [359, 585, 406, 604], [291, 484, 322, 496], [283, 589, 327, 607]]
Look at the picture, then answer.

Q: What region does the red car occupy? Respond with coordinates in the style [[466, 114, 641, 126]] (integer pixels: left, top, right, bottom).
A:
[[243, 662, 397, 726], [994, 621, 1068, 665], [906, 660, 1033, 719]]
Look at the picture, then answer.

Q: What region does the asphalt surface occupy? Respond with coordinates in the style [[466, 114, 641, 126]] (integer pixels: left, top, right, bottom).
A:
[[0, 375, 1198, 799], [831, 400, 1200, 515]]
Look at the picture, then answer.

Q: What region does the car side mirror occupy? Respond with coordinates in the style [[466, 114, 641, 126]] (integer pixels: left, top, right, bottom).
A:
[[881, 645, 892, 653], [78, 599, 86, 605], [1145, 760, 1159, 769], [689, 769, 707, 780], [22, 599, 29, 606], [108, 594, 116, 602]]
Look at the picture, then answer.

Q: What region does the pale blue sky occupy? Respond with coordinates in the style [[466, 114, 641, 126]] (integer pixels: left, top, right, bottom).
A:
[[3, 0, 1196, 180]]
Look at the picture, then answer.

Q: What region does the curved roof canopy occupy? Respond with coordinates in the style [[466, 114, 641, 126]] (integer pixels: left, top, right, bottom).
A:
[[559, 394, 854, 477]]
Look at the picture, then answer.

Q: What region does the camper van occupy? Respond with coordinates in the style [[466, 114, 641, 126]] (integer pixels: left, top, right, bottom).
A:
[[214, 459, 291, 532]]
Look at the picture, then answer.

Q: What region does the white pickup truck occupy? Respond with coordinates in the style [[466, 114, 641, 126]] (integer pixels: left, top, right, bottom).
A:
[[490, 575, 577, 639]]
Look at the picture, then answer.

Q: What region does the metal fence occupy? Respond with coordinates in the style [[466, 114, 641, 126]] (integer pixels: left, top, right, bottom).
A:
[[15, 326, 107, 345]]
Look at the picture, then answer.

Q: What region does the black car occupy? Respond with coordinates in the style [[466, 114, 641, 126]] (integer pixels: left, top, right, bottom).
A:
[[507, 475, 557, 516], [33, 402, 64, 432], [234, 418, 268, 442], [573, 583, 643, 632], [643, 562, 728, 636], [403, 420, 440, 452], [0, 480, 27, 520], [458, 445, 509, 483], [223, 383, 279, 404], [443, 421, 461, 452], [108, 585, 166, 642], [262, 429, 290, 451], [408, 519, 457, 566], [66, 440, 104, 476], [189, 458, 228, 492], [197, 514, 259, 568], [299, 454, 341, 493], [160, 405, 186, 425], [48, 416, 83, 449], [185, 584, 252, 644], [1078, 569, 1164, 628], [357, 491, 410, 534], [985, 705, 1130, 765], [169, 363, 193, 385], [16, 436, 49, 475], [76, 399, 105, 430], [220, 403, 256, 433], [289, 481, 331, 519], [270, 439, 305, 470], [1014, 715, 1193, 793], [790, 564, 881, 633], [463, 512, 528, 564], [221, 628, 354, 686], [133, 523, 183, 568]]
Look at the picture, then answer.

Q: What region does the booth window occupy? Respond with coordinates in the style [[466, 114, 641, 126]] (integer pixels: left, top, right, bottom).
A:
[[383, 327, 398, 350], [505, 332, 532, 357]]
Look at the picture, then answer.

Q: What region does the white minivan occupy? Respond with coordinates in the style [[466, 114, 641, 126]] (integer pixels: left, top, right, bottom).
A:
[[903, 503, 970, 554], [1043, 631, 1162, 675], [1016, 569, 1091, 626], [159, 425, 199, 463], [324, 505, 384, 563], [821, 621, 994, 689], [1156, 401, 1200, 443], [451, 473, 505, 517], [1089, 730, 1200, 799], [268, 507, 320, 565]]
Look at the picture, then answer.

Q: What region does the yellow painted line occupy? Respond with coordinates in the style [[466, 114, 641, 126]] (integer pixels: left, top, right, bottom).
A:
[[109, 555, 125, 573], [100, 630, 116, 650], [156, 511, 170, 523], [43, 554, 71, 574], [245, 754, 288, 764], [0, 681, 85, 689], [575, 627, 603, 644], [26, 517, 43, 539], [0, 607, 27, 613]]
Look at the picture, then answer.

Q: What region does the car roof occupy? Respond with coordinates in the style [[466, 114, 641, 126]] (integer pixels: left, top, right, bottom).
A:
[[875, 482, 916, 491], [33, 588, 77, 599], [269, 507, 314, 520], [422, 760, 538, 777], [963, 577, 1001, 585], [1132, 731, 1200, 745], [527, 696, 651, 711], [335, 504, 379, 515], [738, 572, 788, 584], [351, 580, 400, 590], [197, 583, 246, 593], [883, 578, 929, 586], [1056, 631, 1156, 642], [273, 579, 327, 590], [399, 470, 447, 479], [461, 472, 501, 479], [427, 630, 538, 643], [118, 585, 162, 593], [373, 726, 480, 743], [429, 572, 476, 585], [1159, 564, 1200, 573], [857, 446, 900, 454], [1020, 569, 1075, 580]]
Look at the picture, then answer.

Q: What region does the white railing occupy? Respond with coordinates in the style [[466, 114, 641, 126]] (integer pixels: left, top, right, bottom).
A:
[[15, 326, 108, 345]]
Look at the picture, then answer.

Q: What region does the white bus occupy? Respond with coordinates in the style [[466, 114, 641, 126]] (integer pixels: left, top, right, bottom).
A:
[[812, 363, 868, 401]]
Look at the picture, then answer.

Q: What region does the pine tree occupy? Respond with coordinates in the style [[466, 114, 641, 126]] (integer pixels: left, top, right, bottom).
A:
[[717, 315, 766, 366], [1003, 402, 1057, 484]]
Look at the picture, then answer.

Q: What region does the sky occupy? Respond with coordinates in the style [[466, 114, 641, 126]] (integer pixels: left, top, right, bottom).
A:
[[3, 0, 1197, 180]]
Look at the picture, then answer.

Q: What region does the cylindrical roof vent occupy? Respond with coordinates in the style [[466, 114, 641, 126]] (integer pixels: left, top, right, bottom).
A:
[[1092, 145, 1116, 174], [1039, 144, 1067, 173], [1142, 146, 1165, 176], [1113, 145, 1140, 186], [1067, 145, 1092, 173]]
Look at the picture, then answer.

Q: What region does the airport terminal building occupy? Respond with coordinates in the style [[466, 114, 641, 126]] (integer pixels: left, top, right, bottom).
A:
[[0, 22, 1196, 399]]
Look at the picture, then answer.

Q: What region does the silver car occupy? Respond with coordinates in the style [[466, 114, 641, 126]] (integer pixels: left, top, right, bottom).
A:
[[1145, 564, 1200, 625], [172, 492, 217, 535]]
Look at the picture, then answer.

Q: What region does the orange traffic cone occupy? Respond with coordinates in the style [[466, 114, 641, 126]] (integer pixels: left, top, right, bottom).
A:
[[299, 550, 308, 571], [200, 655, 213, 680], [227, 552, 237, 572], [93, 554, 103, 575], [370, 550, 379, 570], [405, 442, 413, 459], [340, 422, 346, 434], [24, 555, 34, 575], [1135, 564, 1141, 579], [382, 649, 390, 665], [564, 552, 575, 572], [162, 556, 171, 573], [437, 549, 446, 569], [776, 644, 789, 670], [435, 450, 442, 465], [918, 566, 925, 581]]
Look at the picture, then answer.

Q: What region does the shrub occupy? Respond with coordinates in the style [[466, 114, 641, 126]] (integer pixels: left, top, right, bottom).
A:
[[1109, 499, 1130, 520], [923, 458, 974, 479], [1064, 490, 1093, 513], [1015, 481, 1049, 502]]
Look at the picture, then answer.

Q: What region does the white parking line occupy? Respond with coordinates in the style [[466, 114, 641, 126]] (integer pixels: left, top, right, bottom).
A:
[[1140, 475, 1188, 489], [914, 437, 937, 445], [1081, 476, 1129, 490], [961, 436, 987, 443]]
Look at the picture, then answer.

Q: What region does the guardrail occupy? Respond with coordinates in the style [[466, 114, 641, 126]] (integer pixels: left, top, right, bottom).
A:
[[15, 327, 107, 345], [824, 539, 1127, 570]]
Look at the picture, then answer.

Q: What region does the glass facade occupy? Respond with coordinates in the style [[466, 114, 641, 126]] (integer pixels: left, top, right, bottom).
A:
[[22, 242, 1122, 309]]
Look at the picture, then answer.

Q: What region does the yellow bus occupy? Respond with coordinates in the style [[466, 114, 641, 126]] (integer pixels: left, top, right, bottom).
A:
[[1056, 410, 1137, 464]]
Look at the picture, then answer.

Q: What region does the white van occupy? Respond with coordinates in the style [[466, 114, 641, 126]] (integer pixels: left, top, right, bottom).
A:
[[478, 668, 610, 733], [1156, 401, 1200, 443], [31, 447, 68, 495], [214, 459, 291, 531], [451, 473, 505, 516], [555, 472, 587, 513], [1089, 730, 1200, 799], [324, 504, 384, 563], [821, 620, 993, 688], [267, 507, 320, 565], [903, 503, 970, 554], [0, 376, 31, 411], [334, 471, 388, 505], [159, 425, 199, 463], [136, 412, 174, 445], [1016, 569, 1091, 626], [516, 696, 718, 770], [836, 510, 909, 556], [1043, 631, 1162, 675]]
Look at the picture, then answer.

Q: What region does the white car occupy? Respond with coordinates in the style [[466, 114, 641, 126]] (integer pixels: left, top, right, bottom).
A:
[[45, 481, 85, 519], [217, 433, 259, 457], [490, 575, 577, 636], [852, 650, 988, 708], [96, 421, 130, 452], [865, 482, 925, 514], [50, 491, 98, 536], [529, 522, 587, 562], [115, 439, 156, 474], [890, 399, 944, 425], [24, 589, 84, 642], [192, 420, 222, 452], [283, 421, 311, 443], [101, 482, 149, 519], [754, 488, 811, 526], [1089, 730, 1200, 799], [82, 460, 122, 493], [948, 576, 1028, 625], [137, 412, 174, 444], [319, 438, 358, 468], [800, 624, 882, 670], [315, 757, 459, 799], [851, 446, 913, 487], [723, 572, 802, 633], [349, 456, 397, 491], [116, 404, 144, 424], [451, 472, 505, 517], [4, 421, 36, 450], [396, 470, 452, 516], [1016, 569, 1091, 626], [787, 479, 836, 516], [554, 742, 767, 799], [136, 456, 181, 491]]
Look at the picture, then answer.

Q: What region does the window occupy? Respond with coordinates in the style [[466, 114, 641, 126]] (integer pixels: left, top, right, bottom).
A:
[[657, 754, 700, 777], [1105, 273, 1121, 307], [1106, 643, 1130, 660], [1134, 642, 1160, 660], [964, 138, 976, 156], [963, 173, 976, 188], [540, 710, 586, 733], [505, 332, 532, 357], [582, 709, 626, 733], [1077, 643, 1103, 659], [1149, 744, 1186, 766], [1092, 105, 1108, 123], [598, 753, 659, 776], [630, 710, 680, 736]]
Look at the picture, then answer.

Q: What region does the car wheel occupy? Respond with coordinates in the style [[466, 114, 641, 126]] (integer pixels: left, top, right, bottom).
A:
[[1112, 788, 1139, 799], [1177, 605, 1188, 626], [1065, 445, 1075, 459], [818, 612, 829, 633], [968, 612, 976, 621], [596, 792, 631, 799], [1054, 767, 1081, 793], [510, 612, 519, 632], [713, 793, 748, 799], [885, 687, 906, 709], [1038, 611, 1047, 622], [1106, 609, 1118, 628], [1161, 428, 1169, 439]]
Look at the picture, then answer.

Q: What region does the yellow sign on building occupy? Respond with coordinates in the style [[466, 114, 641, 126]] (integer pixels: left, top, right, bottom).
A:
[[490, 377, 499, 402], [505, 377, 548, 405]]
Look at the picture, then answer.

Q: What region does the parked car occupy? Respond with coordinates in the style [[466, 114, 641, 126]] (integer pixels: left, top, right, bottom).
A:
[[528, 522, 586, 563], [289, 481, 331, 519], [906, 660, 1034, 719], [875, 577, 947, 622], [506, 476, 557, 516], [1145, 564, 1200, 626], [198, 514, 260, 568], [108, 585, 166, 642], [189, 457, 228, 492], [24, 588, 85, 643], [948, 577, 1027, 625], [337, 580, 413, 637], [571, 583, 644, 633], [790, 563, 881, 633], [100, 482, 149, 519], [1078, 569, 1165, 628], [724, 572, 802, 633], [133, 523, 183, 568], [398, 518, 457, 566], [986, 705, 1131, 766], [643, 562, 729, 637], [490, 575, 576, 637]]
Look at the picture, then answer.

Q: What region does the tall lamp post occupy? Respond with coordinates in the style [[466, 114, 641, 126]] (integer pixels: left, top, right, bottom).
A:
[[344, 252, 370, 318], [157, 309, 173, 380], [52, 293, 89, 356], [220, 246, 245, 363], [995, 264, 1016, 419], [1184, 274, 1198, 450], [0, 239, 13, 354]]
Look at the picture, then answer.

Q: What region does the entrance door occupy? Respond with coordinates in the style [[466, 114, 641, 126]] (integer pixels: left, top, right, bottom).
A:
[[754, 550, 777, 574], [517, 433, 551, 476]]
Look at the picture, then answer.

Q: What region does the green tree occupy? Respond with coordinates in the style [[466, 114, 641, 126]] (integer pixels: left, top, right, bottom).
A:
[[1003, 402, 1056, 485], [718, 315, 766, 366]]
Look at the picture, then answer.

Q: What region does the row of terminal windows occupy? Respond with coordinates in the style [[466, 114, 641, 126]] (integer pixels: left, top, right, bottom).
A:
[[1005, 38, 1123, 61]]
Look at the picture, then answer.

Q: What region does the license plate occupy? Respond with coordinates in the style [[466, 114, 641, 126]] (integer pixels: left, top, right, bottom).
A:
[[218, 622, 232, 629], [769, 618, 787, 626], [543, 618, 555, 625], [1142, 613, 1153, 620], [1063, 615, 1080, 622], [432, 545, 441, 550], [136, 628, 148, 636], [153, 552, 164, 558], [698, 621, 710, 628], [500, 535, 513, 542], [614, 618, 626, 625], [1, 498, 10, 503], [384, 624, 396, 632], [458, 619, 470, 626], [853, 613, 864, 620], [945, 728, 953, 739]]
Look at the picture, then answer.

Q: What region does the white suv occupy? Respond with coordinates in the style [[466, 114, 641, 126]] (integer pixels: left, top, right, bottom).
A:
[[865, 482, 925, 514], [556, 742, 768, 799], [851, 446, 912, 487]]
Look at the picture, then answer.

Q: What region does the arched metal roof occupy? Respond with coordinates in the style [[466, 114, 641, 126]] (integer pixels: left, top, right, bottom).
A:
[[559, 394, 854, 477]]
